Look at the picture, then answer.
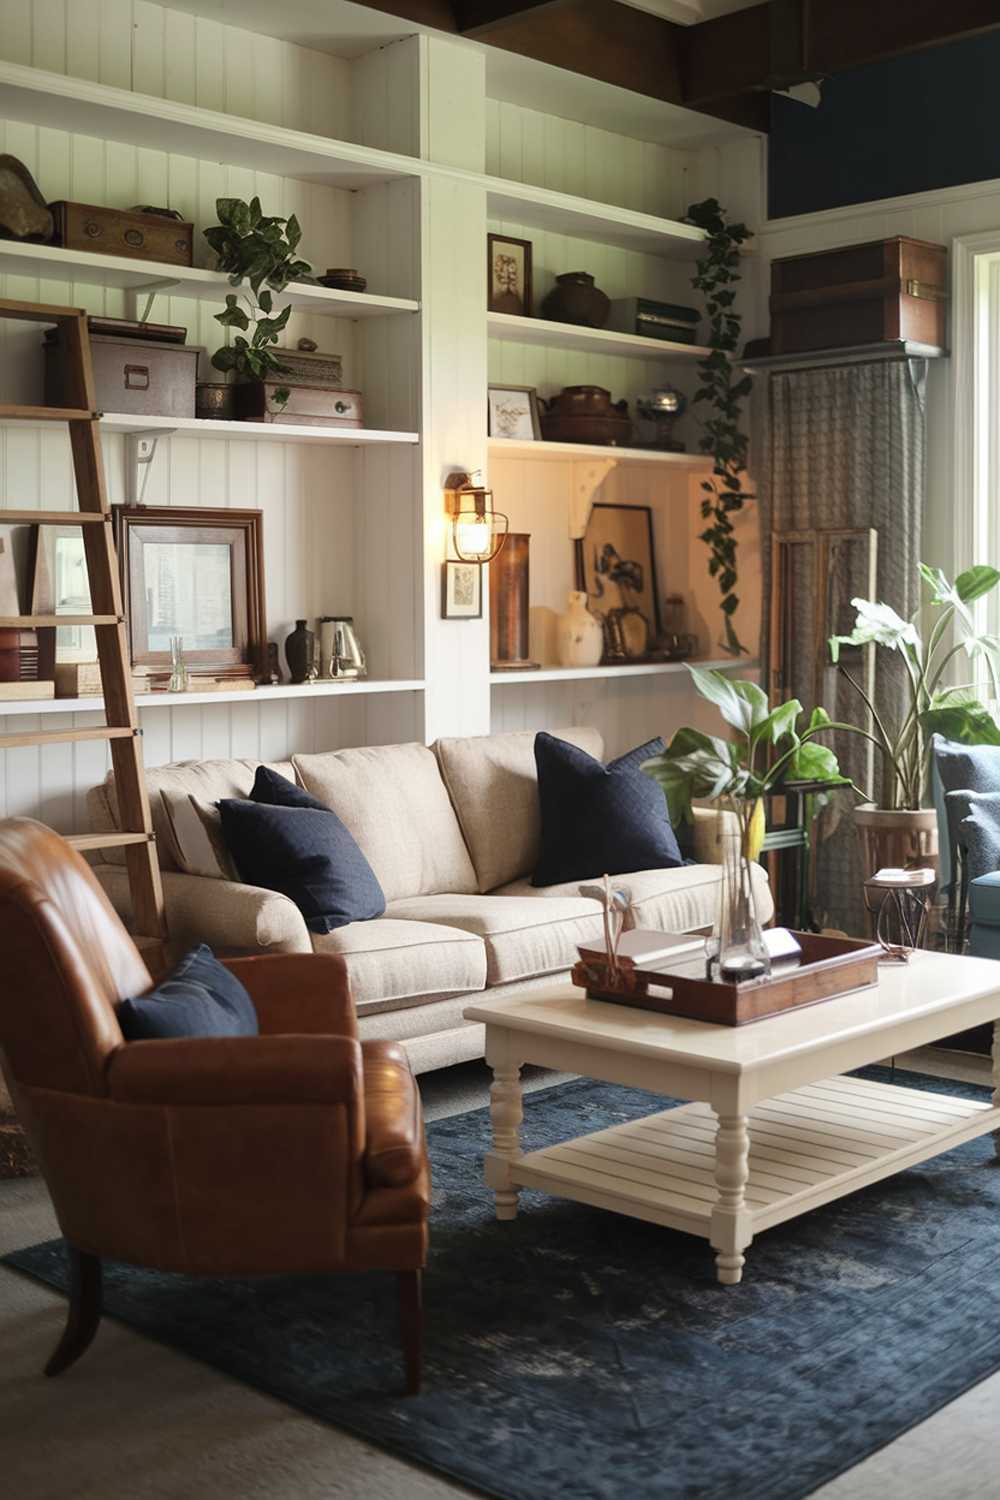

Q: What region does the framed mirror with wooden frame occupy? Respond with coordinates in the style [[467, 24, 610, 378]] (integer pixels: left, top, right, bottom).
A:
[[112, 506, 266, 683]]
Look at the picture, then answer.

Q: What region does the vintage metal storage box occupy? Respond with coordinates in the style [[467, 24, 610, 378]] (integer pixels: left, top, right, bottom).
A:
[[44, 329, 201, 418], [769, 236, 948, 355], [608, 297, 701, 344], [48, 201, 194, 266], [234, 380, 363, 428]]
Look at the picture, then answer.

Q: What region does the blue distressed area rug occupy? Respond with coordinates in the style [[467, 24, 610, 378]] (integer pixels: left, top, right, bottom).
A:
[[6, 1066, 1000, 1500]]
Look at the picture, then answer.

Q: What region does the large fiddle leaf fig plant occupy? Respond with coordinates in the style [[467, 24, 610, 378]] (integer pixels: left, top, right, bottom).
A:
[[829, 563, 1000, 810], [203, 196, 313, 385]]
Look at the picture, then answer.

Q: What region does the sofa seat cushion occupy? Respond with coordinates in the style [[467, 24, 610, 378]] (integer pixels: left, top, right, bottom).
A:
[[385, 893, 604, 986], [434, 726, 604, 893], [294, 743, 477, 902], [498, 862, 774, 935], [311, 918, 486, 1013], [969, 871, 1000, 927], [89, 757, 295, 871]]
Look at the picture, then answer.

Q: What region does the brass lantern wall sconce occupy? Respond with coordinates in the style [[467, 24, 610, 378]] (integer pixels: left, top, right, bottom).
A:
[[444, 471, 508, 564]]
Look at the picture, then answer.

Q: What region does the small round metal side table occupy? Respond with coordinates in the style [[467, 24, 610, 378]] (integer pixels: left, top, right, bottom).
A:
[[863, 868, 937, 961]]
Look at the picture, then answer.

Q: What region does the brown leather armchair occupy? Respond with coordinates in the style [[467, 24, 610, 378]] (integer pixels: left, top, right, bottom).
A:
[[0, 818, 431, 1393]]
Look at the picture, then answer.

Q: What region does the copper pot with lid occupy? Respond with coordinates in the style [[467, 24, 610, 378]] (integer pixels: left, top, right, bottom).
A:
[[539, 385, 631, 446]]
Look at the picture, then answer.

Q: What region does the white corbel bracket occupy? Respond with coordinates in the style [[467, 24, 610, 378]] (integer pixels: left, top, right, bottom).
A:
[[125, 430, 176, 504]]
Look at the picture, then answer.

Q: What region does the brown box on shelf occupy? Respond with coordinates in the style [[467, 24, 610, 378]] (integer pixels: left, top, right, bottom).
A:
[[769, 237, 948, 354], [44, 329, 201, 418], [234, 380, 363, 428], [48, 201, 194, 266], [54, 662, 102, 698]]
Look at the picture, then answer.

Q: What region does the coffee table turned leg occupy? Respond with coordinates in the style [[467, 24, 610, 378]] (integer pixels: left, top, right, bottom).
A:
[[993, 1023, 1000, 1160], [710, 1113, 753, 1285], [485, 1029, 523, 1220]]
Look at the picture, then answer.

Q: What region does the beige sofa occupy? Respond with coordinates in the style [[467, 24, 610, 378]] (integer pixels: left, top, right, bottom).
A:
[[88, 727, 772, 1074]]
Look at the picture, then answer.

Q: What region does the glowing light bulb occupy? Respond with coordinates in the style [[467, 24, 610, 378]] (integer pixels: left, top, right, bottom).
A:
[[455, 511, 491, 557]]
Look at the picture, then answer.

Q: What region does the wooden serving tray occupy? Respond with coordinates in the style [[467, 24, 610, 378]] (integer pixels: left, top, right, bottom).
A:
[[574, 931, 882, 1026]]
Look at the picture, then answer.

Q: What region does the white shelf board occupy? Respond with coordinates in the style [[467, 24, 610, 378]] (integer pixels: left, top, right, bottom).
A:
[[486, 179, 707, 259], [488, 437, 710, 467], [488, 312, 709, 362], [95, 414, 418, 446], [0, 240, 418, 318], [490, 658, 756, 685], [0, 679, 426, 717], [0, 59, 422, 189]]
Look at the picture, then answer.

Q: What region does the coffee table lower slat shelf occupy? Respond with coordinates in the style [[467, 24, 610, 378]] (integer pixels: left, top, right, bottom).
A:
[[510, 1077, 999, 1241]]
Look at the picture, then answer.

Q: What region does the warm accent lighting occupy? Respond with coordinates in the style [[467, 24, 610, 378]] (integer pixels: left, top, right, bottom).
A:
[[444, 471, 508, 564]]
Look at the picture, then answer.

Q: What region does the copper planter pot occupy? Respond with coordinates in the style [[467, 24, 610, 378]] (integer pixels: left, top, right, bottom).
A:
[[490, 534, 539, 671]]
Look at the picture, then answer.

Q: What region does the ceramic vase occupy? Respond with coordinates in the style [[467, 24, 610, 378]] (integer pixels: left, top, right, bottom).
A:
[[556, 591, 604, 667], [284, 619, 314, 684], [541, 271, 611, 328]]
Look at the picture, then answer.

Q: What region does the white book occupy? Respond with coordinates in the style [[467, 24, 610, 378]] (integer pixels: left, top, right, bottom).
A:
[[578, 929, 705, 968]]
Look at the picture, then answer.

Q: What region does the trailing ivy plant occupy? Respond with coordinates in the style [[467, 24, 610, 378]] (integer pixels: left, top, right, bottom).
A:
[[686, 197, 755, 656], [203, 196, 314, 389]]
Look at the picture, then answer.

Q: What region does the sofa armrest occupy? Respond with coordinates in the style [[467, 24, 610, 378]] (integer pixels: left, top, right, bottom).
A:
[[361, 1041, 425, 1188], [92, 864, 312, 955], [223, 954, 357, 1040], [107, 1033, 363, 1108], [690, 805, 740, 865]]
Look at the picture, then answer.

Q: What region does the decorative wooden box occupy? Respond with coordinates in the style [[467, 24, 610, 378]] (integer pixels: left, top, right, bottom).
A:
[[573, 931, 882, 1026], [234, 380, 363, 427], [44, 329, 201, 417], [48, 201, 194, 266], [769, 237, 948, 355]]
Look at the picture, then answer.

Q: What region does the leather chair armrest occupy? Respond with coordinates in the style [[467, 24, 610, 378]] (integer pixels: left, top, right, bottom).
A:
[[223, 954, 358, 1040], [107, 1034, 363, 1107], [362, 1041, 425, 1189]]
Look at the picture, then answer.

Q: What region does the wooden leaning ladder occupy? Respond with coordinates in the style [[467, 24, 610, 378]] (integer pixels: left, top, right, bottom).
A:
[[0, 297, 165, 945]]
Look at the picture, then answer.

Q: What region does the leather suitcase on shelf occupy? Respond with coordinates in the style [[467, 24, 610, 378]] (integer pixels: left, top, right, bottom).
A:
[[48, 201, 194, 266], [769, 236, 948, 355]]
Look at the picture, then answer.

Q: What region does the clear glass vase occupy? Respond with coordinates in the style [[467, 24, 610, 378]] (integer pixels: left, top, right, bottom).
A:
[[714, 810, 770, 983], [168, 635, 188, 693]]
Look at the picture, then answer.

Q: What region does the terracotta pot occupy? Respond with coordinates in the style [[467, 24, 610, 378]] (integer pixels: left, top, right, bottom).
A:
[[540, 385, 631, 446], [853, 804, 939, 878], [541, 271, 611, 329]]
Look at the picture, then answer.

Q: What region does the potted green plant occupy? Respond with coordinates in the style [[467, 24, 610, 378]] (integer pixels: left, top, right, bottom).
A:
[[829, 563, 1000, 872], [201, 196, 314, 419], [643, 666, 859, 967]]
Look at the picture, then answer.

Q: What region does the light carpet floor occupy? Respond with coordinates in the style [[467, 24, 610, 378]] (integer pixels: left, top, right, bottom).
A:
[[1, 1049, 998, 1500]]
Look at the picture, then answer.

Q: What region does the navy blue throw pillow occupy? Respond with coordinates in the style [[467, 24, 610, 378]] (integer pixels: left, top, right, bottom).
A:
[[532, 732, 683, 887], [118, 943, 258, 1041], [250, 764, 330, 812], [217, 796, 385, 933]]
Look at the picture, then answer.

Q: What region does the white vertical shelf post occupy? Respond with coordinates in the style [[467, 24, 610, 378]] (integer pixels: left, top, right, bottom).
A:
[[418, 38, 492, 740]]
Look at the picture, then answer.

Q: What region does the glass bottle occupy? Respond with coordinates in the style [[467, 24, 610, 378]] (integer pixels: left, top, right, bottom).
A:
[[716, 816, 770, 983], [168, 635, 188, 693]]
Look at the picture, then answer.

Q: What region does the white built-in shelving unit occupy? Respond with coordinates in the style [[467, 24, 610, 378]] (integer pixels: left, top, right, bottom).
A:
[[490, 659, 751, 685], [0, 2, 762, 827]]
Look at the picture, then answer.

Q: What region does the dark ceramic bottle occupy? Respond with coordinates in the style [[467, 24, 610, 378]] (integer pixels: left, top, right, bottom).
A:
[[284, 620, 314, 683], [541, 272, 611, 329]]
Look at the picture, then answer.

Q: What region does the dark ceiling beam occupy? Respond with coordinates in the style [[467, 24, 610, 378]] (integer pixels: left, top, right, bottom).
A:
[[349, 0, 1000, 133]]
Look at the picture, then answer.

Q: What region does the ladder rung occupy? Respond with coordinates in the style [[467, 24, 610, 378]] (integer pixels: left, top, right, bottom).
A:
[[0, 614, 120, 628], [0, 298, 86, 324], [0, 404, 97, 422], [0, 510, 108, 525], [0, 725, 137, 750], [67, 832, 153, 853]]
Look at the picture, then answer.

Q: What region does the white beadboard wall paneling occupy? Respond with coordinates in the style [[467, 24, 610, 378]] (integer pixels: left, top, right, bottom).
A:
[[0, 0, 352, 140], [351, 35, 423, 160], [485, 98, 693, 222]]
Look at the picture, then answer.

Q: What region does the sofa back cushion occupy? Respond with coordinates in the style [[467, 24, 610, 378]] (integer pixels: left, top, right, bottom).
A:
[[292, 742, 478, 902], [434, 726, 604, 893], [88, 758, 295, 872]]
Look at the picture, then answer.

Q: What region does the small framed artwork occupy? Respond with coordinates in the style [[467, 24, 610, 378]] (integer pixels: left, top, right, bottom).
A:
[[575, 503, 661, 660], [30, 523, 97, 674], [487, 233, 533, 316], [488, 384, 541, 442], [442, 560, 483, 620]]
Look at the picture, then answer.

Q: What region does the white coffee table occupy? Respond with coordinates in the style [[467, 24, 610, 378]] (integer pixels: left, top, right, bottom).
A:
[[465, 951, 1000, 1285]]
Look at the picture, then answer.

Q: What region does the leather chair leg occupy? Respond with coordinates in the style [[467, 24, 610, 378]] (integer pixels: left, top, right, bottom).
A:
[[46, 1247, 102, 1377], [398, 1268, 422, 1396]]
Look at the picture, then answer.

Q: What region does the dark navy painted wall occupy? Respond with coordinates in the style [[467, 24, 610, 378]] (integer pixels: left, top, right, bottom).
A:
[[769, 32, 1000, 220]]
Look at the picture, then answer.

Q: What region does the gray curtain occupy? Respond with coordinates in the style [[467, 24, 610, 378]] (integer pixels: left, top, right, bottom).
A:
[[758, 357, 926, 934]]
